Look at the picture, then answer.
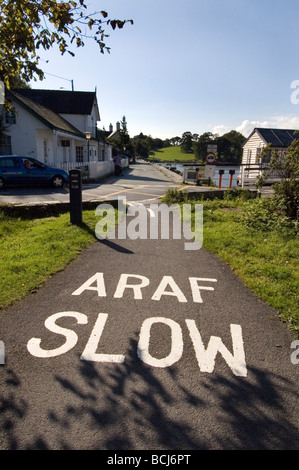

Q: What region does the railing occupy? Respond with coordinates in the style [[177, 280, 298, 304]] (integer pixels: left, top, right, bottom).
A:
[[49, 160, 119, 180], [49, 158, 130, 180], [240, 164, 282, 187]]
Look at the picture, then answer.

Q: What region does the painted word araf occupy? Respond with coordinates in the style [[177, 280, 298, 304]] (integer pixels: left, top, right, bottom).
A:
[[26, 272, 247, 377], [71, 272, 218, 303]]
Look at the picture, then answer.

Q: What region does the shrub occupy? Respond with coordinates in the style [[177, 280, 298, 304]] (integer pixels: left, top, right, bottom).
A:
[[241, 198, 298, 234], [257, 141, 299, 220]]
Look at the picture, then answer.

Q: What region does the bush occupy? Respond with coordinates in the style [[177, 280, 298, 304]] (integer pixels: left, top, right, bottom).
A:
[[257, 141, 299, 220], [273, 180, 299, 220], [161, 188, 188, 205], [241, 198, 298, 234]]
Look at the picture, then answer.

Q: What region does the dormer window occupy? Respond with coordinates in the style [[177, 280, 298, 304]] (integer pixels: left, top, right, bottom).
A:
[[5, 108, 16, 125]]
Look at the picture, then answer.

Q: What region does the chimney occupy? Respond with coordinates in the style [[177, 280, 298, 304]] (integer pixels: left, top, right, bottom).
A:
[[109, 123, 113, 133], [116, 121, 120, 131]]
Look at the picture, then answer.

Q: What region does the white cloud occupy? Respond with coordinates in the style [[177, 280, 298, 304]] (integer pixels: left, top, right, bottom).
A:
[[272, 115, 299, 129], [236, 120, 272, 137], [236, 116, 299, 138], [212, 125, 230, 136]]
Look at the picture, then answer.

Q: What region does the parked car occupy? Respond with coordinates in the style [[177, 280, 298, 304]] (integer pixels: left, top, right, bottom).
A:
[[0, 156, 69, 189]]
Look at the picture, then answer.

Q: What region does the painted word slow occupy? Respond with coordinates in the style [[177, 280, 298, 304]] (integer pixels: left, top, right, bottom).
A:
[[71, 272, 218, 303], [27, 312, 247, 377]]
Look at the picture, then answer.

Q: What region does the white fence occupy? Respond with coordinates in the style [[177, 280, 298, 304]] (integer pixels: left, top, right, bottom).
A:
[[240, 164, 282, 187], [52, 159, 129, 180]]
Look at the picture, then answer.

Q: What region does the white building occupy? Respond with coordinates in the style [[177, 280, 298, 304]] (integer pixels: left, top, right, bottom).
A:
[[2, 88, 112, 166], [240, 127, 299, 186]]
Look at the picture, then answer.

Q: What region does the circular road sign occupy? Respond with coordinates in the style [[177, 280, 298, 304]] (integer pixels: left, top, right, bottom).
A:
[[206, 152, 216, 163]]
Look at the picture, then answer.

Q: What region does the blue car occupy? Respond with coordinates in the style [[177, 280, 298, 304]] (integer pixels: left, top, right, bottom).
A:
[[0, 155, 69, 189]]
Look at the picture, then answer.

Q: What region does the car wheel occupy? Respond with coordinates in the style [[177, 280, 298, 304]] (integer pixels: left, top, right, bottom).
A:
[[0, 177, 5, 190], [52, 175, 65, 188]]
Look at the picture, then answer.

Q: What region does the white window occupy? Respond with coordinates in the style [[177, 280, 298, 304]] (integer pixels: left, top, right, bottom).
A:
[[246, 150, 252, 165], [256, 148, 261, 164], [5, 108, 16, 125], [76, 146, 83, 163]]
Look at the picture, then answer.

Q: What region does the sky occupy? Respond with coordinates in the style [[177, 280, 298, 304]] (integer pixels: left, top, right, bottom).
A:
[[29, 0, 299, 140]]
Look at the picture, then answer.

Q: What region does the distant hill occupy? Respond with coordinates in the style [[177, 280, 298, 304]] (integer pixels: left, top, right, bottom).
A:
[[149, 146, 195, 162]]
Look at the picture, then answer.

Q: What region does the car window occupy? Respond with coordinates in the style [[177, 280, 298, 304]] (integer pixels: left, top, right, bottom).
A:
[[22, 158, 41, 169], [0, 157, 21, 169]]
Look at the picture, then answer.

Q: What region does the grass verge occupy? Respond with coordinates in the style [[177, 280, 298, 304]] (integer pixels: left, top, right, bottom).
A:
[[162, 189, 299, 336], [202, 204, 298, 335], [149, 146, 195, 162], [0, 209, 116, 309]]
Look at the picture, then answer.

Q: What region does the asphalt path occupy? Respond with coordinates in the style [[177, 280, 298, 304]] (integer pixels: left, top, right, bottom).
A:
[[0, 163, 298, 452]]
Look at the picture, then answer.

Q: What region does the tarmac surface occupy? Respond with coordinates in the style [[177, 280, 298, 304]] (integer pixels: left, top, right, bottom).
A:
[[0, 160, 260, 207], [0, 161, 185, 206], [0, 161, 297, 451]]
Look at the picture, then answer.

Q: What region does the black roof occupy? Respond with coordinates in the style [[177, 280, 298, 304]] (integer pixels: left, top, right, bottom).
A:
[[254, 128, 299, 147], [11, 89, 97, 115], [8, 90, 85, 137]]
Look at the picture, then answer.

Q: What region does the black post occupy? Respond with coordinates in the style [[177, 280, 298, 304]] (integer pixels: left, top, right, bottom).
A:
[[69, 169, 82, 224], [229, 169, 235, 188]]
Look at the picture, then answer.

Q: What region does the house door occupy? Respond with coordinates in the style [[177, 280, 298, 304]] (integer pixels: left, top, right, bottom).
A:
[[62, 147, 70, 163]]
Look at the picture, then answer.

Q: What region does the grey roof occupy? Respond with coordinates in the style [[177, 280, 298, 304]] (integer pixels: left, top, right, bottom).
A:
[[8, 90, 85, 137], [11, 88, 98, 116], [249, 127, 299, 147]]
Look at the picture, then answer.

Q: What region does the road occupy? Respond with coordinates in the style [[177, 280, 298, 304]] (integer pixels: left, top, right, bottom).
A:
[[0, 161, 186, 205], [0, 162, 298, 451]]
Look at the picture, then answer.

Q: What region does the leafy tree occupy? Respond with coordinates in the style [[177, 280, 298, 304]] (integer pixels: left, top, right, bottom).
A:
[[133, 132, 147, 141], [216, 130, 245, 163], [170, 136, 181, 146], [192, 130, 245, 163], [120, 116, 130, 148], [109, 117, 132, 156], [257, 141, 299, 220], [180, 131, 193, 153], [132, 139, 150, 158], [152, 138, 164, 150], [9, 75, 31, 89], [193, 132, 215, 161], [131, 133, 164, 157], [0, 1, 133, 88]]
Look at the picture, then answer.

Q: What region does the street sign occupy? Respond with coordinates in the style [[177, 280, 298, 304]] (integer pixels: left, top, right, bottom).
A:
[[206, 152, 216, 163], [183, 167, 204, 183], [207, 144, 217, 153], [205, 165, 216, 178]]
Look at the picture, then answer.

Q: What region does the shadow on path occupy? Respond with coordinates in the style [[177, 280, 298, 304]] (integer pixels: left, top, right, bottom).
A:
[[0, 335, 298, 450]]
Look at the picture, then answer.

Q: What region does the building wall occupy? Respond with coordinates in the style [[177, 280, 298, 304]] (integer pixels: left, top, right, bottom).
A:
[[36, 129, 55, 163], [60, 103, 99, 138], [242, 131, 266, 166], [6, 97, 110, 164], [6, 103, 49, 158], [60, 114, 87, 134]]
